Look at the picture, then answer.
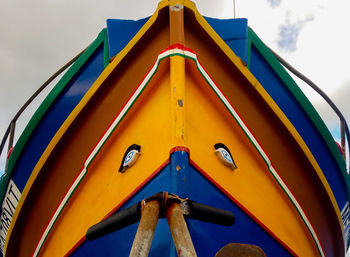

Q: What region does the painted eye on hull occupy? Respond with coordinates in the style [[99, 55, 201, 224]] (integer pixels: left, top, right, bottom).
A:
[[119, 144, 141, 173], [214, 143, 237, 170]]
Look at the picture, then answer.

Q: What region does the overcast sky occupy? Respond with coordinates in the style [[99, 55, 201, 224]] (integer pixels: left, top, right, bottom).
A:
[[0, 0, 349, 254]]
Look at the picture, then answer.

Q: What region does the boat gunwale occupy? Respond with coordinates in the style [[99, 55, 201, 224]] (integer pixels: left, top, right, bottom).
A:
[[3, 2, 165, 255], [0, 29, 109, 226], [247, 27, 350, 205], [3, 0, 346, 256], [13, 46, 329, 257], [184, 0, 344, 245]]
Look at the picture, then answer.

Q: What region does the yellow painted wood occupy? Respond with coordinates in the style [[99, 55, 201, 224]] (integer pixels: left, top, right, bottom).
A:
[[185, 59, 319, 257], [38, 55, 318, 257], [170, 56, 186, 147], [182, 0, 342, 233], [5, 3, 170, 256], [182, 17, 341, 254], [5, 1, 342, 256], [40, 61, 172, 257], [169, 2, 187, 147]]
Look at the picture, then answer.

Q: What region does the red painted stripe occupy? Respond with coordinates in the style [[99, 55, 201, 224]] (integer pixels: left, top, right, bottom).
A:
[[82, 44, 192, 172], [195, 57, 255, 136], [103, 159, 169, 219], [194, 55, 325, 256], [269, 162, 327, 256], [160, 43, 195, 55], [189, 159, 298, 257], [88, 50, 162, 157], [33, 44, 324, 257], [169, 146, 190, 156], [32, 46, 169, 256], [31, 163, 86, 257], [91, 43, 192, 157], [64, 236, 86, 257]]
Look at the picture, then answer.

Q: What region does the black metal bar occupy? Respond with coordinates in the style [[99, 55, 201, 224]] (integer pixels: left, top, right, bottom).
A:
[[0, 125, 11, 160], [341, 120, 346, 159], [184, 200, 235, 226], [86, 192, 235, 242], [86, 202, 141, 240], [7, 122, 16, 153], [270, 48, 350, 170]]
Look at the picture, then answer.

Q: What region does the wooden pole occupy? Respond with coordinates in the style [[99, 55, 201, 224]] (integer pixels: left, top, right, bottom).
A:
[[166, 202, 197, 257], [129, 200, 160, 257]]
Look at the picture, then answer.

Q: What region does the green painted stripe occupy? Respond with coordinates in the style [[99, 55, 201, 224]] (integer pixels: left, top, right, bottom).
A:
[[32, 48, 163, 257], [102, 29, 110, 68], [35, 171, 88, 257], [247, 28, 350, 203], [17, 47, 325, 256], [193, 53, 325, 256], [0, 28, 109, 213], [33, 51, 195, 256]]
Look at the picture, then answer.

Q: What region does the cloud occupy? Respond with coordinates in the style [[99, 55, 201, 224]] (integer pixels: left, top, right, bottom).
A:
[[277, 12, 314, 52], [277, 23, 301, 52], [266, 0, 282, 8]]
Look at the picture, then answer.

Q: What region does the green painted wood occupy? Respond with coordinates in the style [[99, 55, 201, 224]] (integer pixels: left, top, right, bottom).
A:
[[247, 27, 350, 200], [102, 29, 110, 68], [0, 28, 109, 208]]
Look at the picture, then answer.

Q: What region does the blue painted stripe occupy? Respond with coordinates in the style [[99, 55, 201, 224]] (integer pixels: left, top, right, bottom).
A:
[[70, 152, 291, 257], [205, 17, 248, 64], [11, 44, 105, 191], [106, 17, 249, 63], [204, 17, 346, 210], [107, 18, 149, 59], [249, 44, 347, 208]]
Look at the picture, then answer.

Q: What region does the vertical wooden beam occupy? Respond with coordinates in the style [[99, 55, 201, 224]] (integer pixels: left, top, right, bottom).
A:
[[169, 3, 185, 45], [169, 2, 187, 147]]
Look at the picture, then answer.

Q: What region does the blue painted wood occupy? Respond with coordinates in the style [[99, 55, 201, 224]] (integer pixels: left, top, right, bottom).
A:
[[106, 17, 249, 64], [249, 44, 347, 209], [205, 18, 248, 64], [70, 151, 291, 257], [203, 18, 347, 210], [107, 18, 149, 59], [11, 44, 105, 191]]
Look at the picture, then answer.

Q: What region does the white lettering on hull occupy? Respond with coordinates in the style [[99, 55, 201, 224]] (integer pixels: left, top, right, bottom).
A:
[[0, 180, 21, 253]]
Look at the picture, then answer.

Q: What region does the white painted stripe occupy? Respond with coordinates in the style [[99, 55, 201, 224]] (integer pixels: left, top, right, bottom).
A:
[[32, 46, 325, 257], [32, 168, 87, 257], [32, 51, 162, 257], [194, 55, 325, 257]]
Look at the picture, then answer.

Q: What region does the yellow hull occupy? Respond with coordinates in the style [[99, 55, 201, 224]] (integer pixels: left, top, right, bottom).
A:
[[3, 1, 345, 257]]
